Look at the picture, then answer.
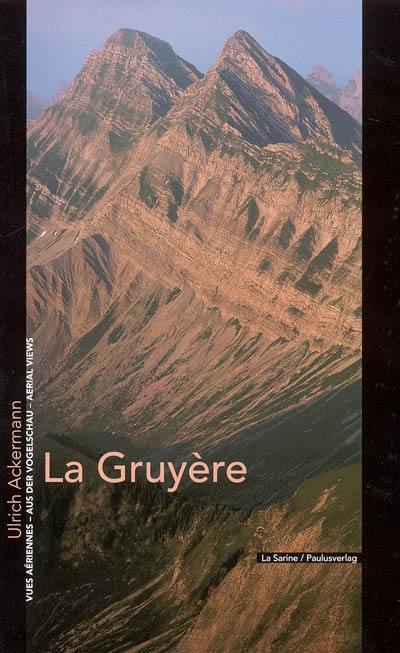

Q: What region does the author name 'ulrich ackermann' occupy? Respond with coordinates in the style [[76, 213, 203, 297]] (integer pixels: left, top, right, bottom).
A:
[[6, 401, 23, 539], [44, 451, 248, 492]]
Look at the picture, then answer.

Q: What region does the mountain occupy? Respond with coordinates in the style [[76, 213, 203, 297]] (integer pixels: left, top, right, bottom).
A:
[[309, 65, 336, 89], [307, 66, 340, 104], [27, 84, 69, 121], [164, 31, 360, 154], [27, 27, 362, 652], [29, 438, 360, 652], [28, 30, 361, 506], [27, 29, 202, 234], [339, 71, 362, 123], [27, 91, 47, 120], [28, 31, 361, 491], [307, 66, 362, 123]]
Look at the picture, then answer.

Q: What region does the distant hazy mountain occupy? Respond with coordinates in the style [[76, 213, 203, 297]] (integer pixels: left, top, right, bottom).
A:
[[27, 82, 69, 120], [308, 65, 362, 123], [27, 91, 46, 120], [339, 71, 362, 123], [308, 65, 340, 103]]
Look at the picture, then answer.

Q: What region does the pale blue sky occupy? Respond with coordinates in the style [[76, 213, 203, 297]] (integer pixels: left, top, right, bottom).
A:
[[28, 0, 361, 99]]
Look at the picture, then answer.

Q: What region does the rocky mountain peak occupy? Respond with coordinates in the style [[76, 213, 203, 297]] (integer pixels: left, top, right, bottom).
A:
[[213, 29, 275, 72], [343, 70, 362, 96], [221, 29, 260, 49], [60, 27, 202, 118], [340, 71, 362, 123], [309, 65, 336, 88], [173, 30, 360, 159], [105, 28, 177, 58], [307, 65, 340, 107], [106, 27, 160, 46], [103, 28, 202, 88], [27, 29, 202, 229]]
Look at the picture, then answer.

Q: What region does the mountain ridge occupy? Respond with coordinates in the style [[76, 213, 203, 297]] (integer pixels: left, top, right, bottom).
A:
[[28, 27, 361, 500]]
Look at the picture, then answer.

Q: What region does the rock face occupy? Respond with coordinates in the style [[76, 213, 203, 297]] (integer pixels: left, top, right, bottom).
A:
[[62, 29, 201, 126], [27, 29, 361, 497], [308, 65, 362, 123]]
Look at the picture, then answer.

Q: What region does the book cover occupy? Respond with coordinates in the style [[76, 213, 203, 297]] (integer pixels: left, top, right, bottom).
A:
[[3, 1, 396, 651]]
